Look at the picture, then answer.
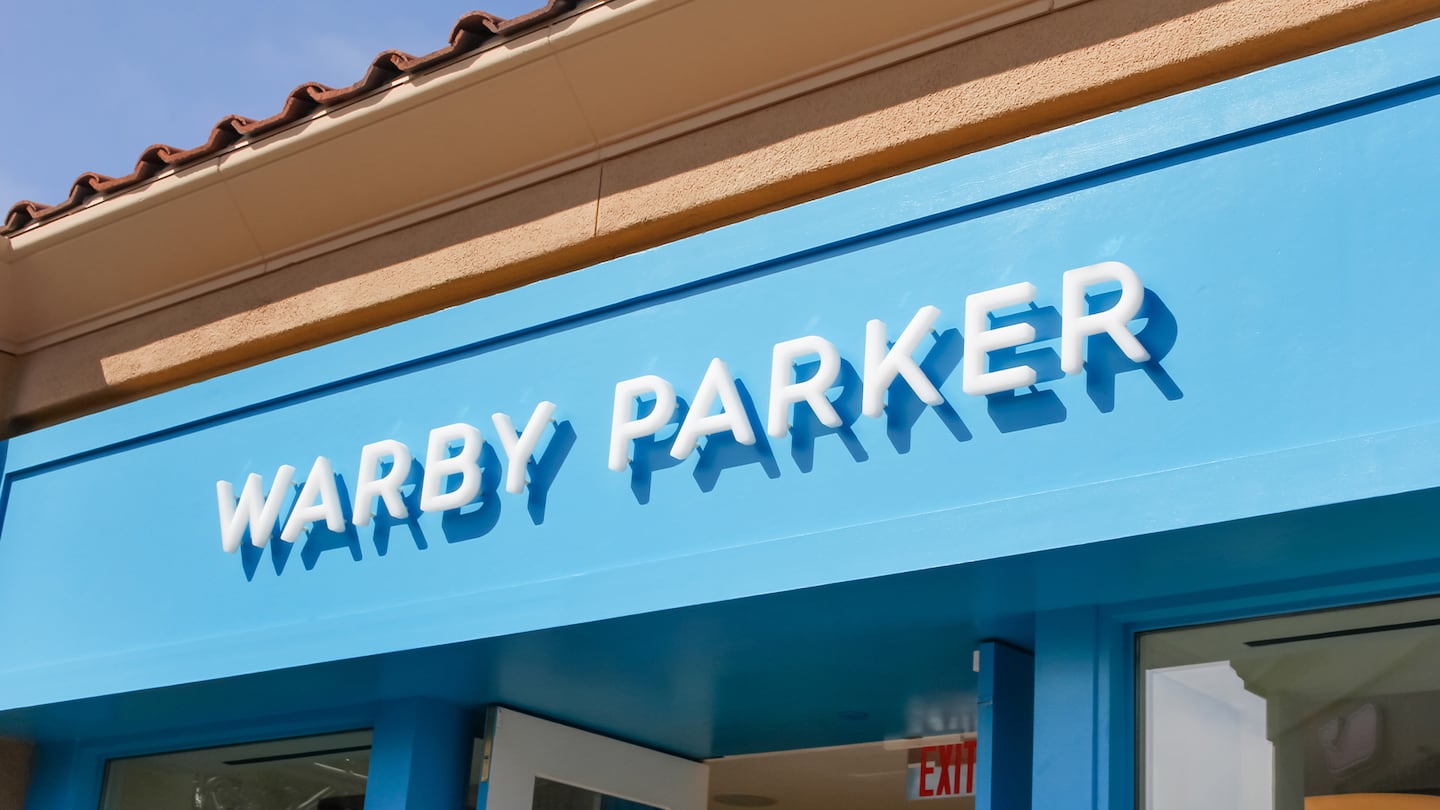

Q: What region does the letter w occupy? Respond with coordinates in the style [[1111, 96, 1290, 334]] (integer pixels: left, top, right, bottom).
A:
[[216, 466, 296, 553]]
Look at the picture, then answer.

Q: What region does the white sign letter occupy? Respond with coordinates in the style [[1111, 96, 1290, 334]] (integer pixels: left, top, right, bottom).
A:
[[216, 465, 296, 552], [352, 439, 413, 527], [963, 282, 1039, 396], [280, 456, 347, 543], [420, 423, 486, 512], [768, 336, 843, 439], [671, 358, 756, 460], [1061, 261, 1150, 375], [492, 401, 557, 494], [863, 305, 944, 418], [609, 376, 678, 472]]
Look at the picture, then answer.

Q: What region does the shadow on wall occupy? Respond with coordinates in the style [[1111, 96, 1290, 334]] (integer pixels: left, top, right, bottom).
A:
[[239, 421, 576, 581], [1086, 289, 1180, 412], [235, 288, 1179, 579], [625, 291, 1181, 496]]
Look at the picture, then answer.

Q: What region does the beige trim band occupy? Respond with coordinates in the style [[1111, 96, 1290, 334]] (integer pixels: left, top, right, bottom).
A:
[[4, 0, 1438, 432]]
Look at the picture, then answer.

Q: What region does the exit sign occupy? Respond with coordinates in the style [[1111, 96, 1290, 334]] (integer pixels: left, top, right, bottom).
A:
[[907, 740, 977, 800]]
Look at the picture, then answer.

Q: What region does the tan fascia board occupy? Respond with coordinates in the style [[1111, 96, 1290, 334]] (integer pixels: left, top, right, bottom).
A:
[[0, 0, 1072, 354], [8, 0, 1440, 432], [0, 241, 13, 356]]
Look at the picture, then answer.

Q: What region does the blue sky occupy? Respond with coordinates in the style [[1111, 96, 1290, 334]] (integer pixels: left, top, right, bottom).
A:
[[0, 0, 545, 209]]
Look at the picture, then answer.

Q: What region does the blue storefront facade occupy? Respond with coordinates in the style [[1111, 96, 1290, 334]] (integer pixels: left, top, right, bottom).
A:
[[5, 15, 1440, 809]]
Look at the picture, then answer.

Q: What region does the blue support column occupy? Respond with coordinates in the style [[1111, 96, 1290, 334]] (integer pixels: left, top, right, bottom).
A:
[[976, 639, 1034, 810], [22, 741, 94, 810], [1031, 607, 1101, 810], [366, 699, 474, 810]]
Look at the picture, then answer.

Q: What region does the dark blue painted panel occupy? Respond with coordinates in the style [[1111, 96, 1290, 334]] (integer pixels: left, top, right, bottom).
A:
[[978, 640, 1034, 810], [2, 18, 1440, 723]]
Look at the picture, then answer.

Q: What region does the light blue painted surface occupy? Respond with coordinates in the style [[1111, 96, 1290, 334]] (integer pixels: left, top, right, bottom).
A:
[[4, 18, 1440, 719], [5, 27, 1440, 810]]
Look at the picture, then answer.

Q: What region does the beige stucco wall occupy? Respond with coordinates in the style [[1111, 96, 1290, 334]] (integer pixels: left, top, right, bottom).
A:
[[0, 353, 15, 433], [0, 739, 31, 810], [4, 0, 1438, 433]]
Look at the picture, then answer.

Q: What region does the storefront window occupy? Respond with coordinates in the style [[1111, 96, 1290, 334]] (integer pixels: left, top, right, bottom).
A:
[[1140, 597, 1440, 809], [530, 776, 664, 810], [707, 737, 978, 809], [100, 730, 371, 810]]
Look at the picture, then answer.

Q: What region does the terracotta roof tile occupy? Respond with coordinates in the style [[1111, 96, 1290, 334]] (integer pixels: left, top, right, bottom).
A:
[[2, 1, 578, 236]]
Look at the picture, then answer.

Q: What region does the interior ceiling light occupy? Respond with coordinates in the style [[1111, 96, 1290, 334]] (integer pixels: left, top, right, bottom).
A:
[[713, 795, 777, 807], [1246, 616, 1440, 647], [222, 745, 369, 766]]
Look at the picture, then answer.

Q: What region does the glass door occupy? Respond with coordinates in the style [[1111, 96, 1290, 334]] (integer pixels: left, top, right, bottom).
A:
[[475, 707, 708, 810]]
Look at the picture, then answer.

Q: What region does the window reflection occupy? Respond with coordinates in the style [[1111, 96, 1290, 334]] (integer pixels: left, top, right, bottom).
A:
[[1146, 662, 1273, 809], [100, 730, 370, 810], [1141, 598, 1440, 809]]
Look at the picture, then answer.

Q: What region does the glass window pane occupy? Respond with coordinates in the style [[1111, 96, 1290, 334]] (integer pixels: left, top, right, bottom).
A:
[[532, 776, 664, 810], [707, 737, 977, 810], [100, 730, 371, 810], [1140, 597, 1440, 810]]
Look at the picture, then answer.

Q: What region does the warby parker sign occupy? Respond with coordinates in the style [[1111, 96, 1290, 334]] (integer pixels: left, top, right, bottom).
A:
[[217, 261, 1153, 553]]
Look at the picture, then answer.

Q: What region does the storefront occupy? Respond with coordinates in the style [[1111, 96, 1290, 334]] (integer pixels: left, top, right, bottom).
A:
[[3, 2, 1440, 809]]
